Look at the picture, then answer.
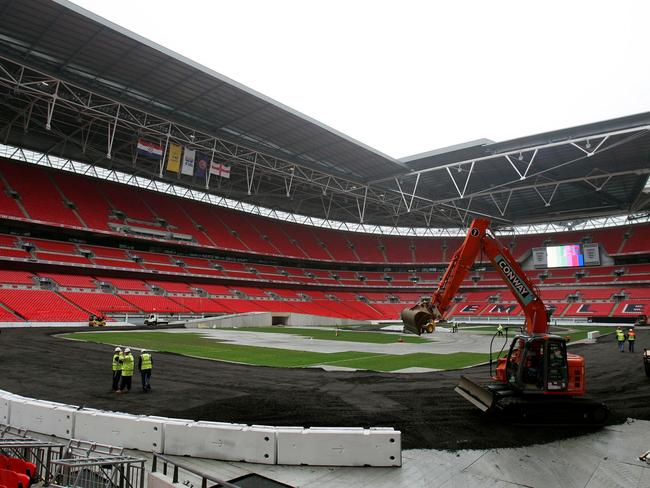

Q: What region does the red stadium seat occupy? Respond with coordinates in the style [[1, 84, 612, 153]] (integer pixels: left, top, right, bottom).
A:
[[6, 458, 36, 482], [0, 467, 30, 488]]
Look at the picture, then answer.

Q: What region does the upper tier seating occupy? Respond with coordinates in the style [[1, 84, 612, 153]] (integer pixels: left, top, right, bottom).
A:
[[216, 211, 276, 255], [0, 158, 648, 265], [282, 225, 329, 261], [412, 237, 444, 263], [347, 234, 383, 263], [621, 224, 650, 254], [51, 171, 113, 231], [140, 191, 213, 246], [0, 176, 25, 219], [312, 229, 354, 261], [252, 218, 308, 259], [383, 238, 413, 263], [0, 162, 81, 226]]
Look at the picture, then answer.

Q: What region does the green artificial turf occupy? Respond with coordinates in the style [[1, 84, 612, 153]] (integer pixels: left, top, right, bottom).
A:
[[62, 331, 489, 371], [229, 326, 429, 344]]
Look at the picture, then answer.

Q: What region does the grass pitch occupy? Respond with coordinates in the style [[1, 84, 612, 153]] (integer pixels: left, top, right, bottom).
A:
[[228, 326, 430, 343], [62, 331, 489, 371]]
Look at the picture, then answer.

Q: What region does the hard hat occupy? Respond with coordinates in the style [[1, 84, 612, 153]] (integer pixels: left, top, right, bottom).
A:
[[124, 347, 131, 353], [114, 347, 122, 352], [629, 329, 634, 331]]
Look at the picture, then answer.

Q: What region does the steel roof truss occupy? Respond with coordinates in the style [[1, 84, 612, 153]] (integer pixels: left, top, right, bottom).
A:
[[445, 160, 475, 198], [490, 190, 513, 216], [504, 148, 537, 180], [533, 180, 559, 207]]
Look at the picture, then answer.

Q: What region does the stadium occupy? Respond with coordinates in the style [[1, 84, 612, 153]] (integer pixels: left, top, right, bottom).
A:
[[0, 1, 648, 487]]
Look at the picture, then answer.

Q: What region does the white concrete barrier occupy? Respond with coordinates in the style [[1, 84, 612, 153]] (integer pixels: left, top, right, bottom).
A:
[[0, 391, 19, 424], [163, 420, 276, 464], [0, 391, 402, 467], [276, 427, 401, 467], [74, 409, 163, 452], [8, 398, 76, 438]]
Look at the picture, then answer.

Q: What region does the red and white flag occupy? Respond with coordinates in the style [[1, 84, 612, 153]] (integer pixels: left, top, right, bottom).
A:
[[210, 162, 231, 179]]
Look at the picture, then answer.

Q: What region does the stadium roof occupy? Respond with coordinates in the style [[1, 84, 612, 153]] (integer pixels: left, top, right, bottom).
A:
[[0, 0, 648, 229]]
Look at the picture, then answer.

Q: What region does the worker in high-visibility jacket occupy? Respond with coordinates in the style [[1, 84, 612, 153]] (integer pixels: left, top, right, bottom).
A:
[[112, 347, 123, 392], [118, 348, 134, 393], [628, 328, 636, 353], [138, 350, 153, 392], [616, 327, 626, 352], [497, 324, 504, 336]]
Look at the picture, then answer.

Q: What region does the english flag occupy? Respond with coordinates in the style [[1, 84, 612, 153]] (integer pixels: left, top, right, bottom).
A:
[[136, 138, 163, 159], [210, 161, 231, 179]]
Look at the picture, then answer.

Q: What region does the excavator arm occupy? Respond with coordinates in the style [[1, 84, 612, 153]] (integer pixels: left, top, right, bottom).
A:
[[402, 218, 548, 335]]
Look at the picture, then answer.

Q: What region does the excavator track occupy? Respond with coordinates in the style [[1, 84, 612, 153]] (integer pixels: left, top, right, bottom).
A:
[[456, 375, 609, 427]]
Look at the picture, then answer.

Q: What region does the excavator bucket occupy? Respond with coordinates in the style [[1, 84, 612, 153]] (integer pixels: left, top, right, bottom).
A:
[[454, 375, 496, 412], [400, 304, 433, 335]]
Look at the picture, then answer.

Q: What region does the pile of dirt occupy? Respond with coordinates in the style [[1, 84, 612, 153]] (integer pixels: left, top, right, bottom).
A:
[[2, 326, 648, 450]]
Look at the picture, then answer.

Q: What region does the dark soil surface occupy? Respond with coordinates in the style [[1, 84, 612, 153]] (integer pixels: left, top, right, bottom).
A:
[[2, 326, 649, 450]]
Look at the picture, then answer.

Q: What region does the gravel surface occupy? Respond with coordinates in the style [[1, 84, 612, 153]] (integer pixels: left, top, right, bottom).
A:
[[3, 326, 649, 450]]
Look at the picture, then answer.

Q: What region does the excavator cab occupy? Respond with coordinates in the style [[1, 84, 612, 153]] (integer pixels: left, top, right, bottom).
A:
[[499, 335, 569, 394]]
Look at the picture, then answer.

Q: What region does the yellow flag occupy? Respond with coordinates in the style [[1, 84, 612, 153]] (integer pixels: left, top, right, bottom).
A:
[[166, 143, 182, 172]]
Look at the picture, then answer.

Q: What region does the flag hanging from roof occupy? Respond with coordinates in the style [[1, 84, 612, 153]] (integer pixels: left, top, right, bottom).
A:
[[210, 161, 231, 179], [195, 152, 209, 179], [165, 143, 182, 172], [181, 147, 196, 176], [137, 138, 163, 159]]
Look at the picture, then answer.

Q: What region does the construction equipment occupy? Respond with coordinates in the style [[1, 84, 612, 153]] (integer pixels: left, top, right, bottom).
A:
[[88, 315, 106, 327], [402, 218, 608, 424], [636, 314, 648, 327]]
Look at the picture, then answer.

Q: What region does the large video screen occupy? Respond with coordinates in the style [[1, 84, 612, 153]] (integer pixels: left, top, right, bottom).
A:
[[546, 244, 584, 268]]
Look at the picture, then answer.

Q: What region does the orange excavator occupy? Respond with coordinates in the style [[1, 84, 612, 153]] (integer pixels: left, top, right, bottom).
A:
[[401, 218, 608, 424]]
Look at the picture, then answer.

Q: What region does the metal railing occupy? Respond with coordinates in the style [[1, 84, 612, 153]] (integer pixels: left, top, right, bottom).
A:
[[0, 424, 66, 485], [152, 453, 240, 488], [51, 455, 145, 488]]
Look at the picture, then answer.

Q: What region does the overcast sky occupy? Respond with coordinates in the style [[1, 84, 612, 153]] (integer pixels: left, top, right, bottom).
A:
[[70, 0, 650, 159]]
